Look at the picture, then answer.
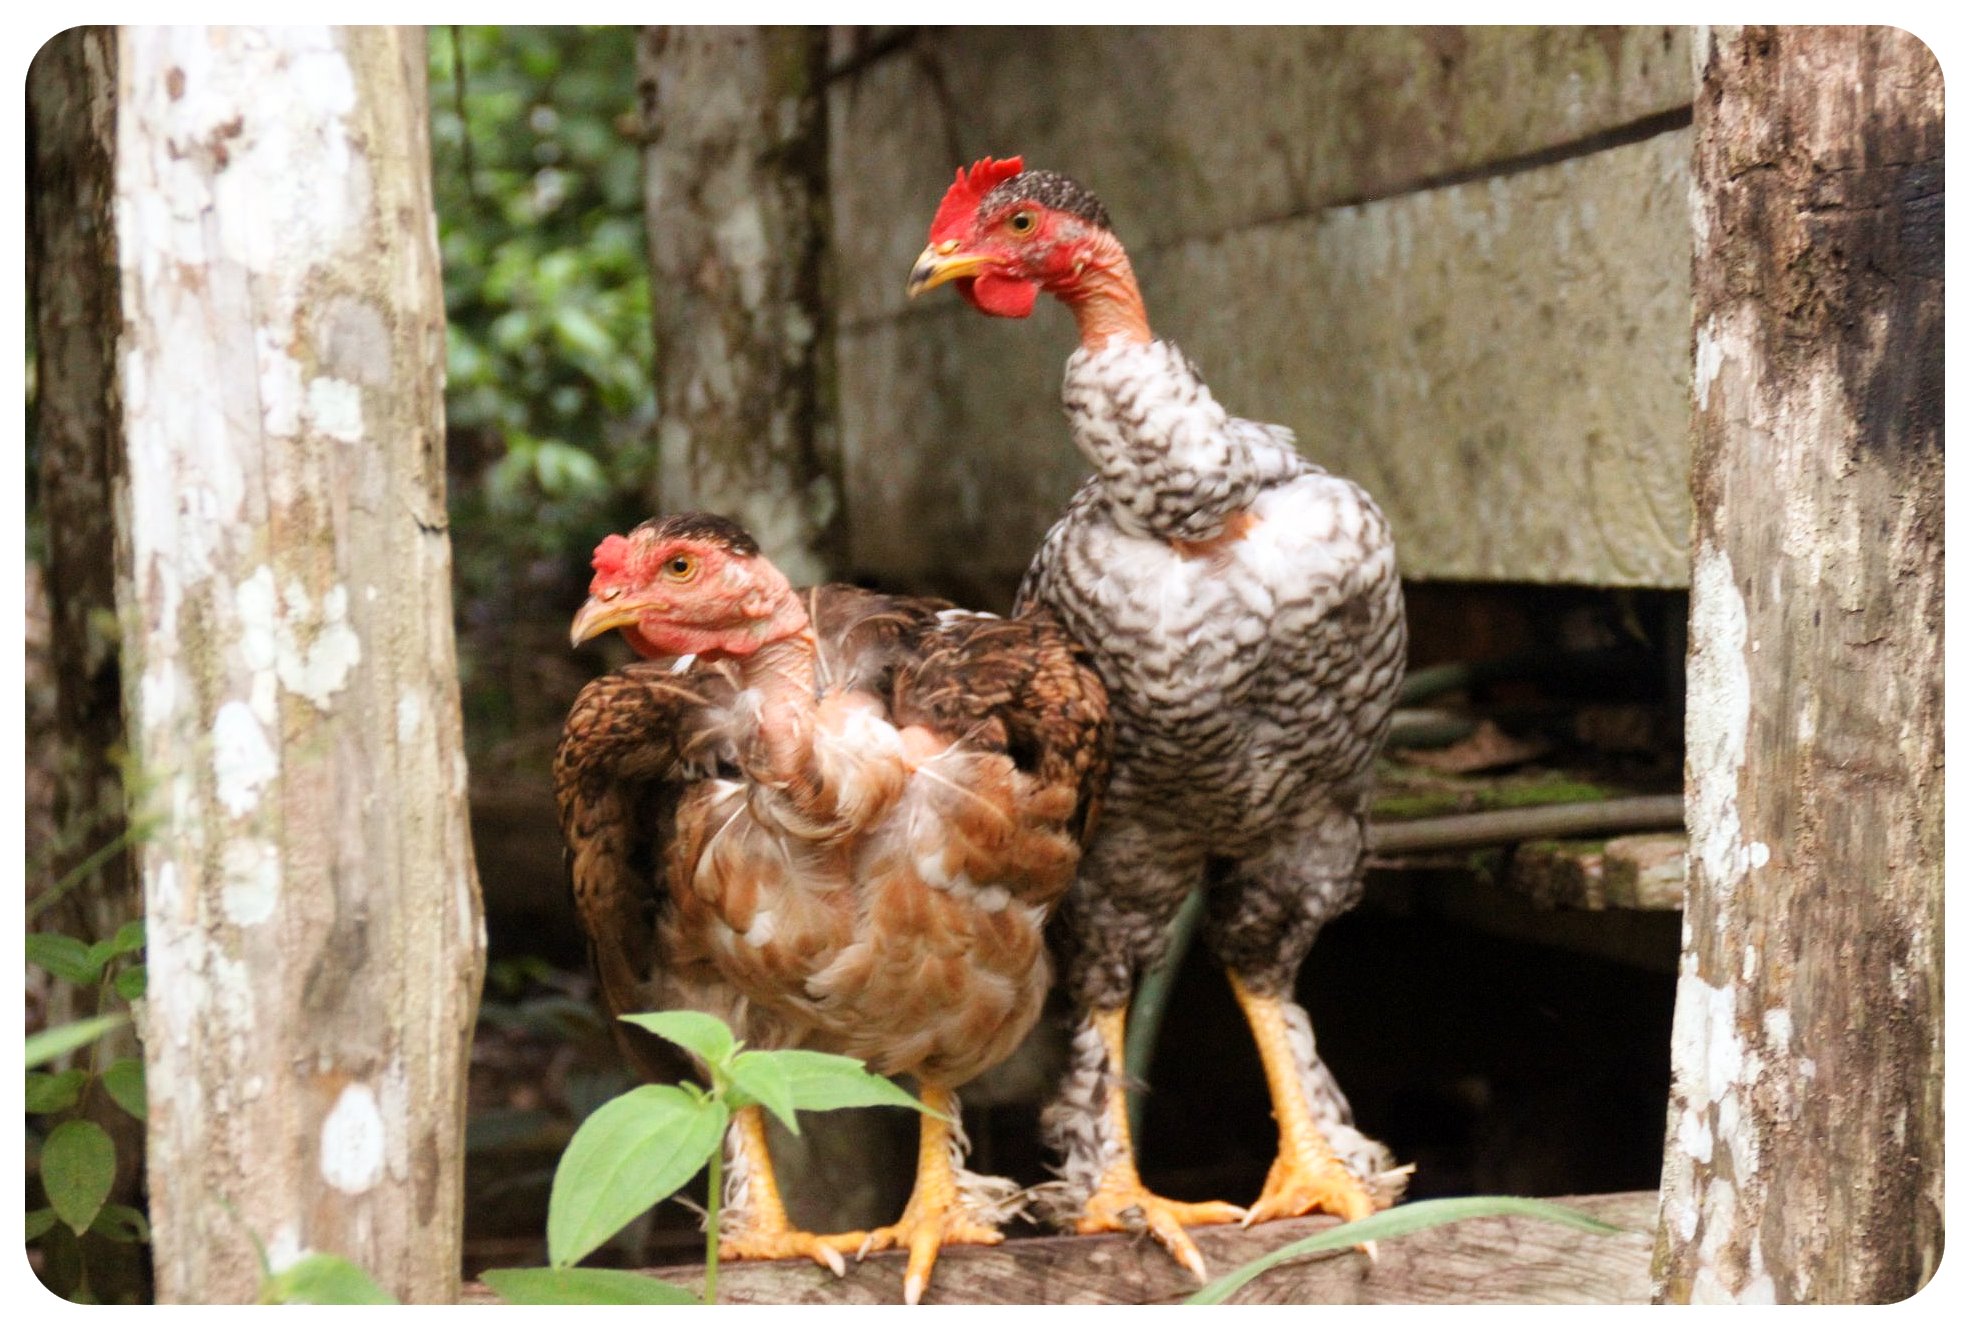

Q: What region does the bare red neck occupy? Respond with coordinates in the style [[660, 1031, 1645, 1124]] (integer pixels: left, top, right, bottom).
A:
[[1052, 232, 1151, 350]]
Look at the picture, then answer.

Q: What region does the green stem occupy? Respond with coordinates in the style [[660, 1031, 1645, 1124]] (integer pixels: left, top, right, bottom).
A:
[[1124, 889, 1207, 1141], [697, 1142, 721, 1308], [28, 819, 149, 922]]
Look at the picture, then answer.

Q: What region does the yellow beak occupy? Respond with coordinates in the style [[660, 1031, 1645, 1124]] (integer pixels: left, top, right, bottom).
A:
[[906, 242, 988, 298], [569, 596, 646, 648]]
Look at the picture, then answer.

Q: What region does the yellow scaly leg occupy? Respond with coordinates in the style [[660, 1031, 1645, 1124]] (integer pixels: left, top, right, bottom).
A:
[[853, 1085, 1006, 1305], [1072, 1006, 1245, 1280], [1228, 972, 1380, 1229], [718, 1103, 861, 1275]]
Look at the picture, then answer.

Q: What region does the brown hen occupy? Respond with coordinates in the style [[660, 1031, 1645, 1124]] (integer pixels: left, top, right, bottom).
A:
[[554, 512, 1108, 1303]]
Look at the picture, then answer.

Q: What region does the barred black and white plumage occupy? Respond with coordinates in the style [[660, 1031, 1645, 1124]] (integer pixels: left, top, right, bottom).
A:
[[911, 158, 1411, 1278]]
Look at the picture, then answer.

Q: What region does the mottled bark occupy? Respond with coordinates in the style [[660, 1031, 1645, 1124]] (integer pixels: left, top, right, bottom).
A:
[[1655, 26, 1942, 1303], [638, 25, 840, 586], [27, 27, 137, 954], [112, 27, 485, 1303], [27, 29, 153, 1301]]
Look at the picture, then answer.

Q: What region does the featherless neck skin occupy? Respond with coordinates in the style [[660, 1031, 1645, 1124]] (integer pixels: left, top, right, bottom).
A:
[[733, 629, 825, 787], [1053, 232, 1151, 351]]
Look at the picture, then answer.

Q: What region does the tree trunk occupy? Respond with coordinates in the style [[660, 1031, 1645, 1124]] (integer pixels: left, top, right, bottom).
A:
[[111, 26, 486, 1303], [1656, 26, 1942, 1303], [27, 27, 154, 1302], [638, 25, 840, 586], [27, 26, 138, 964]]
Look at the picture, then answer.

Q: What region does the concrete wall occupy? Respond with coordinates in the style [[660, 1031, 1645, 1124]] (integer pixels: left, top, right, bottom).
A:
[[825, 26, 1694, 598]]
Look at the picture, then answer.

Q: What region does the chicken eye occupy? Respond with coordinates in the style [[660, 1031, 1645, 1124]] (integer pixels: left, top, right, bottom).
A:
[[1008, 210, 1036, 234], [663, 555, 699, 581]]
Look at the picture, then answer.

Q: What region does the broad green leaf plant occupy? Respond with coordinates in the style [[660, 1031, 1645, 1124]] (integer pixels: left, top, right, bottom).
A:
[[25, 918, 148, 1302], [485, 1010, 928, 1305]]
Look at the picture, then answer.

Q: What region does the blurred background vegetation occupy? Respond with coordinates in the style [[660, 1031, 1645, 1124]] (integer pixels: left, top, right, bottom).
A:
[[429, 26, 655, 773]]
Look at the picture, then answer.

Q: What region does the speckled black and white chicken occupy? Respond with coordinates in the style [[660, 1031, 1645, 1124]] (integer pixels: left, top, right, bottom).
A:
[[908, 157, 1410, 1277]]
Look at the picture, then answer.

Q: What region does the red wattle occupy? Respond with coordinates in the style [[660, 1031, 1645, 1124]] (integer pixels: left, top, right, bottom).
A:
[[964, 273, 1039, 319]]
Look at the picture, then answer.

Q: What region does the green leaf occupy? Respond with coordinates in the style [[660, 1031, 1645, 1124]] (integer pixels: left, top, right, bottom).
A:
[[263, 1253, 397, 1305], [27, 933, 101, 986], [1186, 1196, 1633, 1304], [42, 1119, 117, 1234], [727, 1051, 799, 1134], [25, 1208, 58, 1242], [114, 965, 148, 1001], [547, 1084, 728, 1269], [765, 1050, 935, 1116], [103, 1058, 147, 1121], [89, 1203, 151, 1244], [25, 1013, 127, 1068], [86, 920, 147, 974], [618, 1010, 736, 1069], [482, 1267, 698, 1305], [26, 1068, 89, 1114]]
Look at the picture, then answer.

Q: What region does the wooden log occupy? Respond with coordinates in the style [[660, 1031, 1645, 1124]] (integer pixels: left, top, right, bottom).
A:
[[1368, 795, 1683, 856], [461, 1190, 1657, 1304], [639, 26, 841, 586], [113, 27, 485, 1302], [1507, 834, 1686, 912], [1657, 25, 1942, 1304], [1601, 834, 1686, 911]]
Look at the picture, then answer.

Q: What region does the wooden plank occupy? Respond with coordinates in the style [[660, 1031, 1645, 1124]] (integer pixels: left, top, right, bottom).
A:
[[829, 27, 1691, 325], [837, 129, 1692, 592], [1659, 26, 1943, 1304], [461, 1190, 1656, 1304], [1508, 834, 1685, 911]]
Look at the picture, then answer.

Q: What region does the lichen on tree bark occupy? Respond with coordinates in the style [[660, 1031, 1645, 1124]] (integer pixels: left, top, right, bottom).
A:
[[638, 25, 841, 586], [111, 26, 484, 1303], [1656, 25, 1942, 1304]]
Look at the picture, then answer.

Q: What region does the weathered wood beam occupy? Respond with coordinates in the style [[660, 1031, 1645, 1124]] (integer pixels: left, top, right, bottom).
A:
[[1508, 834, 1687, 911], [1369, 795, 1683, 856], [462, 1190, 1657, 1304], [1656, 25, 1942, 1304]]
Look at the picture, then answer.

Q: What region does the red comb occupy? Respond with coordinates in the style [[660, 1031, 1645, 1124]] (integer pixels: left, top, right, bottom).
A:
[[930, 156, 1024, 243], [591, 533, 635, 578]]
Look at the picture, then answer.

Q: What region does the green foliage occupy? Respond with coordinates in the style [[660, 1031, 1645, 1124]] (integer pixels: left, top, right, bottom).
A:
[[41, 1121, 116, 1234], [482, 1266, 698, 1305], [494, 1010, 925, 1305], [25, 917, 148, 1302], [547, 1085, 729, 1269], [1185, 1195, 1634, 1304], [428, 27, 659, 757], [259, 1253, 398, 1306]]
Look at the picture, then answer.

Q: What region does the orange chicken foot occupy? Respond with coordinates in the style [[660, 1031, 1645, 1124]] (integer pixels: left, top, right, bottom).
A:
[[719, 1104, 861, 1276], [853, 1085, 1007, 1304], [1228, 972, 1383, 1241], [1071, 1007, 1244, 1280]]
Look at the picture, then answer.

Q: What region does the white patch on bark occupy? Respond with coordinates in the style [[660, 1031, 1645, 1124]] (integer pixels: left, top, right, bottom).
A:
[[306, 376, 365, 443], [1694, 315, 1725, 410], [219, 838, 280, 927], [212, 700, 278, 816], [713, 196, 770, 312], [1687, 542, 1750, 900], [265, 1222, 304, 1274], [260, 341, 305, 438], [275, 580, 361, 710], [396, 689, 425, 744], [320, 1082, 387, 1194]]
